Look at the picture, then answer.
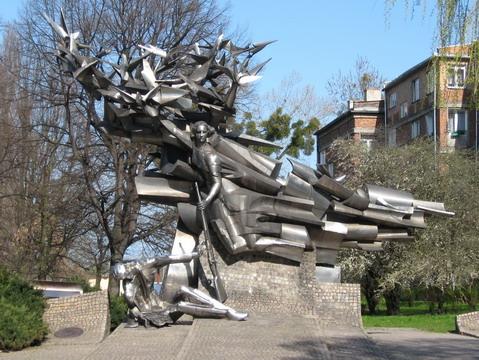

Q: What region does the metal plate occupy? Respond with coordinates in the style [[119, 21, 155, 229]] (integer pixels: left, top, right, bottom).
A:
[[54, 327, 84, 338]]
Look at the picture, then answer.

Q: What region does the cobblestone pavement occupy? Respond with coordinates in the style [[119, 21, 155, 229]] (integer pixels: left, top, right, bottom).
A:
[[85, 318, 194, 360], [367, 328, 479, 360], [84, 313, 385, 360], [319, 326, 387, 360], [0, 343, 99, 360], [6, 318, 479, 359], [177, 314, 329, 360], [0, 322, 105, 360]]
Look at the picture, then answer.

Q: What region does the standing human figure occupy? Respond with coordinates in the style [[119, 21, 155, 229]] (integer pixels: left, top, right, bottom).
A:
[[191, 121, 222, 210]]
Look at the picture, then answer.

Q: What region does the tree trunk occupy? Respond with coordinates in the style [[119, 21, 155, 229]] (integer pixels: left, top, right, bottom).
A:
[[108, 250, 124, 297], [94, 264, 102, 289], [463, 282, 478, 311], [384, 285, 401, 315], [362, 271, 380, 314], [363, 285, 379, 314], [436, 288, 446, 314]]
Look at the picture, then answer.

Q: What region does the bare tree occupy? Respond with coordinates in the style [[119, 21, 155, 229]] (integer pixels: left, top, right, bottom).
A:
[[0, 27, 90, 279], [14, 0, 228, 294], [325, 56, 385, 115]]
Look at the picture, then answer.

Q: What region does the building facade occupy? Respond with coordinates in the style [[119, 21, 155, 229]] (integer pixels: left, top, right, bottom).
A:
[[385, 44, 478, 150], [315, 44, 478, 173], [314, 89, 384, 174]]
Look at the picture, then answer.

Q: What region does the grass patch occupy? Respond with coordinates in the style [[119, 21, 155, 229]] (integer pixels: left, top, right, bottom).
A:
[[362, 301, 474, 333], [363, 313, 458, 333]]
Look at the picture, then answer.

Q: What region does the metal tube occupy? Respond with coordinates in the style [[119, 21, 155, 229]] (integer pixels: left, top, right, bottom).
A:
[[384, 88, 388, 145], [475, 109, 478, 163], [433, 58, 438, 165]]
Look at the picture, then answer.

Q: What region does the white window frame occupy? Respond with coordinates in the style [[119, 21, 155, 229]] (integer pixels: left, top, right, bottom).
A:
[[447, 65, 466, 88], [319, 150, 327, 165], [389, 92, 397, 108], [426, 70, 435, 94], [361, 138, 374, 151], [412, 78, 420, 102], [448, 109, 468, 136], [411, 120, 420, 139], [400, 102, 408, 118], [425, 113, 434, 136], [388, 127, 397, 146], [327, 163, 334, 177]]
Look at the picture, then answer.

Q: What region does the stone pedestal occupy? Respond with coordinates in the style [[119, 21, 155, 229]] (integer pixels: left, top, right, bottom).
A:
[[199, 242, 362, 327]]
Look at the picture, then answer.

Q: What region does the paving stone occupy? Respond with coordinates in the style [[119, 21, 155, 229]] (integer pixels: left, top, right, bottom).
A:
[[367, 328, 479, 360], [84, 319, 194, 360], [177, 314, 330, 360], [0, 344, 99, 360], [320, 326, 387, 360]]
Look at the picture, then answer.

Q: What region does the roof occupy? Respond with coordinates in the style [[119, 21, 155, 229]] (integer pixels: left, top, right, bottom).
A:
[[314, 101, 383, 136], [383, 57, 432, 91], [384, 50, 472, 91]]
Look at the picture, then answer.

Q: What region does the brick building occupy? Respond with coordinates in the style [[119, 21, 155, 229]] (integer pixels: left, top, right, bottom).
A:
[[315, 44, 479, 173], [314, 89, 384, 174], [385, 44, 478, 150]]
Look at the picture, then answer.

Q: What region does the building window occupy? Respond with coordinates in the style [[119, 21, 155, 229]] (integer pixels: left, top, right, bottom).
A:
[[361, 138, 374, 151], [425, 113, 434, 136], [411, 78, 420, 102], [319, 150, 327, 165], [400, 102, 408, 118], [388, 128, 396, 146], [447, 66, 466, 88], [411, 120, 420, 139], [389, 92, 397, 108], [328, 163, 334, 177], [448, 109, 467, 137], [426, 70, 435, 94]]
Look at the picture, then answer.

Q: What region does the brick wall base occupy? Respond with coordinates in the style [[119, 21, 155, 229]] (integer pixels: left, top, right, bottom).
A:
[[456, 311, 479, 337], [43, 291, 110, 344], [199, 242, 362, 328]]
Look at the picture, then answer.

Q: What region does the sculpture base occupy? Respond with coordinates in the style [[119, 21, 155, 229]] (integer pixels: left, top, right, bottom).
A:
[[199, 242, 362, 327]]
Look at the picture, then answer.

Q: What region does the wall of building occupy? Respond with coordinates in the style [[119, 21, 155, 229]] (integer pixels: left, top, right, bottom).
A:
[[386, 54, 477, 149], [317, 118, 355, 152], [353, 114, 384, 141], [386, 63, 433, 146]]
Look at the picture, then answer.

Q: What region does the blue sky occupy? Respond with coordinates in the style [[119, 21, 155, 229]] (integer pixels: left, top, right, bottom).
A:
[[1, 0, 440, 165], [221, 0, 438, 96], [1, 0, 439, 101], [1, 0, 438, 94]]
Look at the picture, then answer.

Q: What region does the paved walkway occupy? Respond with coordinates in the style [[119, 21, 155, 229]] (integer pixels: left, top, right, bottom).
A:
[[0, 343, 97, 360], [84, 314, 386, 360], [367, 328, 479, 360], [3, 318, 479, 359]]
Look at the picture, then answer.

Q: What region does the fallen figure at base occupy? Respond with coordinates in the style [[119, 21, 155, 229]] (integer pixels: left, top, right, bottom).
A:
[[112, 252, 247, 327]]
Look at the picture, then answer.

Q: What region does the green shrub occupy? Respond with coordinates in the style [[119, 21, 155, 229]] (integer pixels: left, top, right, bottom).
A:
[[109, 295, 128, 331], [0, 268, 48, 351]]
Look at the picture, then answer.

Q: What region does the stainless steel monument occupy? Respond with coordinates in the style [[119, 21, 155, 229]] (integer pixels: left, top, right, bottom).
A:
[[46, 11, 453, 327]]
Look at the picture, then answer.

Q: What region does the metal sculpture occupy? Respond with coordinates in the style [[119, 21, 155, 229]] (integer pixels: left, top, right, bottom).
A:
[[111, 253, 246, 327], [45, 11, 453, 327]]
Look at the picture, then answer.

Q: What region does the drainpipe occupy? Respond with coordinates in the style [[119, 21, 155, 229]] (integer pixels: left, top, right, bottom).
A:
[[384, 88, 388, 146], [476, 109, 478, 163], [433, 58, 438, 165]]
